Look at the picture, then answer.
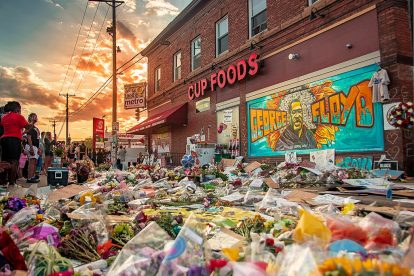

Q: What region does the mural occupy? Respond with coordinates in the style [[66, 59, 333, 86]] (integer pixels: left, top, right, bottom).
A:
[[247, 64, 384, 157]]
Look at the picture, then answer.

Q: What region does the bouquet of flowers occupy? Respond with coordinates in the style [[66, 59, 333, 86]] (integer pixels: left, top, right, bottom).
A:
[[53, 143, 65, 157], [107, 222, 172, 276], [75, 160, 91, 183], [26, 241, 73, 276]]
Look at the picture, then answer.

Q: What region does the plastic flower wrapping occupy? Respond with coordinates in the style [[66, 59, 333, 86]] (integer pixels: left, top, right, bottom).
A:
[[0, 157, 413, 276]]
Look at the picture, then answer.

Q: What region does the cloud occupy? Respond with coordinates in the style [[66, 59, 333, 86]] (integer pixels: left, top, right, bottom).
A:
[[117, 21, 139, 47], [123, 0, 137, 13], [144, 0, 179, 16], [44, 0, 64, 9], [0, 66, 62, 110]]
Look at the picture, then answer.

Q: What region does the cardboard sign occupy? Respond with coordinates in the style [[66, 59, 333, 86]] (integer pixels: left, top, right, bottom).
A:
[[221, 158, 236, 168], [249, 179, 264, 188], [245, 161, 261, 173], [47, 184, 90, 202], [285, 152, 297, 163], [220, 192, 244, 202], [264, 178, 279, 189], [310, 149, 335, 171], [207, 228, 245, 251], [285, 190, 317, 201]]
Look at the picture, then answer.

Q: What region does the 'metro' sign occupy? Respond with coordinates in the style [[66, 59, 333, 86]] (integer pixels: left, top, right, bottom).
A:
[[187, 53, 259, 100]]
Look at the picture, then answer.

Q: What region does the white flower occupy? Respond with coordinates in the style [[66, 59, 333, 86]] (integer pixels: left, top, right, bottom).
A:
[[396, 111, 402, 115], [402, 105, 407, 110], [397, 120, 403, 125], [408, 108, 413, 113]]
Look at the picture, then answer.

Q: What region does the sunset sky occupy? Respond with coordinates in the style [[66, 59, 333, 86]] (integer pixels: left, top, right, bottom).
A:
[[0, 0, 191, 140]]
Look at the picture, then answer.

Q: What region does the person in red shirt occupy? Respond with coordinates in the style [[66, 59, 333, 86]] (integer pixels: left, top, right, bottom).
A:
[[0, 101, 30, 185]]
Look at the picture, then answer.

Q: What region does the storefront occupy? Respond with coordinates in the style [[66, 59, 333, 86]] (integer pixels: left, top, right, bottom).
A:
[[128, 0, 412, 173]]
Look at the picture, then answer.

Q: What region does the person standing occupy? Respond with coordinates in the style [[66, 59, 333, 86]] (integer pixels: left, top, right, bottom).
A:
[[79, 142, 86, 160], [0, 102, 31, 185], [36, 131, 45, 178], [96, 149, 104, 165], [75, 143, 80, 161], [26, 113, 40, 183], [117, 146, 127, 170], [43, 132, 54, 170]]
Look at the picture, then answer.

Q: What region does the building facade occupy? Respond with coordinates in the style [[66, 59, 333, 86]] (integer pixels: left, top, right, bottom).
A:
[[128, 0, 413, 174]]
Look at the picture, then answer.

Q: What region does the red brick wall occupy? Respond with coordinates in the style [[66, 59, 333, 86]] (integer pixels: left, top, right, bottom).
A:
[[142, 0, 413, 173], [376, 0, 414, 175]]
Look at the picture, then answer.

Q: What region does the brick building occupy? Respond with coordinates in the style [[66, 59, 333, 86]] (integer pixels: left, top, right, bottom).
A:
[[128, 0, 413, 174]]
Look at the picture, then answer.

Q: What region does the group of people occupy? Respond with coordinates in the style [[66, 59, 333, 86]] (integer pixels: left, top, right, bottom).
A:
[[66, 142, 87, 163], [0, 101, 55, 186]]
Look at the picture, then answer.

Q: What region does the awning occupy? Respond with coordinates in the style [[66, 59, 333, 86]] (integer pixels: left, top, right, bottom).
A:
[[127, 103, 187, 134]]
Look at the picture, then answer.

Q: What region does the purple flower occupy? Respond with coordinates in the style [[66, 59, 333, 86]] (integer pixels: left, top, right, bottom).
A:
[[6, 197, 27, 211]]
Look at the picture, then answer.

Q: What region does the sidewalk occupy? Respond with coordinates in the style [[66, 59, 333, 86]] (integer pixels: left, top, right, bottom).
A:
[[16, 174, 48, 188]]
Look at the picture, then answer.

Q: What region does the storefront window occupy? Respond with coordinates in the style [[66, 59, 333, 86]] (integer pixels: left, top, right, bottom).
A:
[[216, 16, 228, 56], [216, 106, 240, 158], [195, 97, 210, 113]]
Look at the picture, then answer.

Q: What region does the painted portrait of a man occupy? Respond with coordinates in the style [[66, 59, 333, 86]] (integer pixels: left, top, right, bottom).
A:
[[276, 99, 317, 150]]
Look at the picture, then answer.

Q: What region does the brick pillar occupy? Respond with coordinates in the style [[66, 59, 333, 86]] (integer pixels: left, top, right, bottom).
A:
[[377, 0, 414, 175]]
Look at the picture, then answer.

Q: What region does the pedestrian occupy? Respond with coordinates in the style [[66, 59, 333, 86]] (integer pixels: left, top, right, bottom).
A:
[[35, 131, 45, 178], [67, 143, 75, 163], [0, 101, 31, 185], [43, 132, 54, 170], [80, 142, 86, 160], [75, 143, 80, 161], [96, 149, 104, 165], [117, 145, 127, 170], [18, 139, 28, 180], [25, 113, 40, 183]]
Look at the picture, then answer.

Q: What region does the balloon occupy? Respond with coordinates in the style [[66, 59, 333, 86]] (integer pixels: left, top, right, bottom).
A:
[[181, 155, 194, 169]]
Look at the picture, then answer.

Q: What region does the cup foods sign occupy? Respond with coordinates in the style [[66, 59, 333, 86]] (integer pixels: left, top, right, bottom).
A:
[[124, 82, 146, 109], [187, 53, 260, 101]]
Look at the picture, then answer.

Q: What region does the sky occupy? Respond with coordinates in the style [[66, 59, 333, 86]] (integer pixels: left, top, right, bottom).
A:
[[0, 0, 191, 141]]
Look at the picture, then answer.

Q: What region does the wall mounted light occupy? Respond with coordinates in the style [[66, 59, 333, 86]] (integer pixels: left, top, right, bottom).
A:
[[288, 53, 300, 60], [309, 7, 325, 20], [346, 43, 353, 49], [116, 46, 121, 53]]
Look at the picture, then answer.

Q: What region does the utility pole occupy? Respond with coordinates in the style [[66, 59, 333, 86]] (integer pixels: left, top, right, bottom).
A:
[[49, 119, 57, 141], [89, 0, 123, 166], [59, 93, 75, 146]]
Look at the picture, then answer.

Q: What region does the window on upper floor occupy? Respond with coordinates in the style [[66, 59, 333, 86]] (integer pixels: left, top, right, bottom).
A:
[[308, 0, 320, 5], [249, 0, 267, 37], [154, 66, 161, 92], [173, 51, 182, 81], [191, 36, 201, 71], [216, 15, 228, 56]]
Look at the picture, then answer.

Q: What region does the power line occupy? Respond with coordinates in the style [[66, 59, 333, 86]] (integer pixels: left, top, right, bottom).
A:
[[69, 55, 145, 117], [57, 1, 89, 97], [65, 2, 101, 94], [69, 76, 113, 116], [73, 5, 110, 95]]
